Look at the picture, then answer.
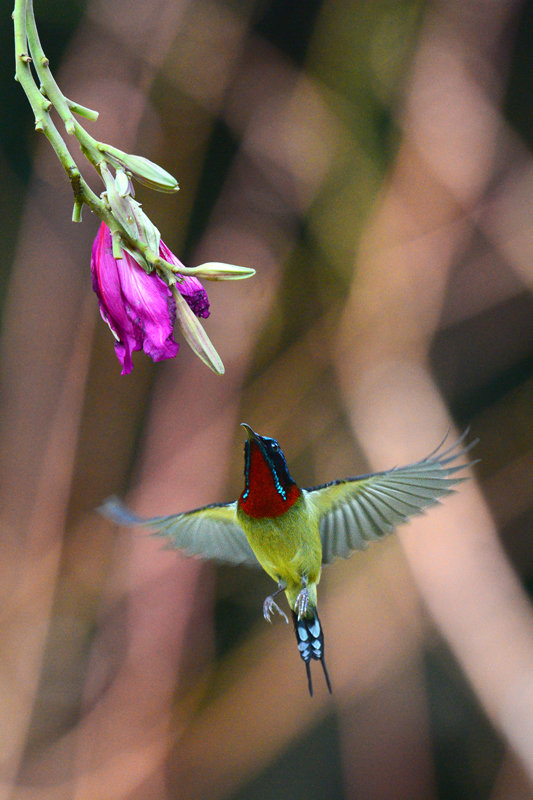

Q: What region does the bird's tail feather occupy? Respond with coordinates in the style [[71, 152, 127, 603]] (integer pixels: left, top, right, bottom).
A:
[[292, 609, 332, 697]]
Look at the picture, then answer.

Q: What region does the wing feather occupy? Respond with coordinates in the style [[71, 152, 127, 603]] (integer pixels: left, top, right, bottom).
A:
[[364, 486, 407, 526], [364, 485, 412, 522], [367, 482, 438, 512], [342, 500, 369, 551], [305, 433, 476, 564], [354, 493, 387, 540], [360, 492, 395, 534], [100, 496, 258, 567], [327, 509, 338, 558]]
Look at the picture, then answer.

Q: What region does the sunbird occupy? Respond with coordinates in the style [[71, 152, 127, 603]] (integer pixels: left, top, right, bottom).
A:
[[101, 424, 474, 696]]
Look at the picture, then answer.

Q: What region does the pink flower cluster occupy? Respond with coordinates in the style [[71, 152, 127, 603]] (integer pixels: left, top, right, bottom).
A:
[[91, 222, 209, 374]]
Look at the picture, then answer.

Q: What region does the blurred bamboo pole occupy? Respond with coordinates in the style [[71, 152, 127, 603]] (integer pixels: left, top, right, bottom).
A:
[[0, 295, 94, 798], [336, 0, 533, 785]]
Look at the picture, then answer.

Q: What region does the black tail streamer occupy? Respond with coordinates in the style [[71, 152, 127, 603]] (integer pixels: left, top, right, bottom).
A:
[[292, 609, 332, 697]]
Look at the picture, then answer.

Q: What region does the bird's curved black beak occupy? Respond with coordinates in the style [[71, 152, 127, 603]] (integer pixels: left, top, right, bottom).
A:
[[240, 422, 260, 442]]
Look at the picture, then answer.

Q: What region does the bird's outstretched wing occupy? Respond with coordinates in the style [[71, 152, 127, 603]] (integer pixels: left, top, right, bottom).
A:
[[304, 432, 476, 564], [100, 497, 259, 567]]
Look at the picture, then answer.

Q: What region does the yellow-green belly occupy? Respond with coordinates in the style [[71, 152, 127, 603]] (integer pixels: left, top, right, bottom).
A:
[[237, 496, 322, 609]]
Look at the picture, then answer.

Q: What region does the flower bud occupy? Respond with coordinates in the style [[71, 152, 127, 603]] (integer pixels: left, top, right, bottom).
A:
[[130, 203, 160, 256], [100, 163, 135, 234], [98, 143, 179, 193], [187, 262, 256, 281], [114, 168, 132, 198], [101, 163, 161, 259], [172, 286, 224, 375]]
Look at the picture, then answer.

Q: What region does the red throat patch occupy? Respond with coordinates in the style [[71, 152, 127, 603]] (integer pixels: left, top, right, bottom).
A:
[[239, 441, 301, 518]]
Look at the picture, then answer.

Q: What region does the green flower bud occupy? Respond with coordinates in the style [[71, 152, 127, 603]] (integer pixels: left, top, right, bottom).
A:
[[114, 167, 132, 198], [98, 143, 179, 193], [187, 262, 256, 281], [172, 286, 224, 375], [101, 163, 134, 233], [101, 163, 161, 259]]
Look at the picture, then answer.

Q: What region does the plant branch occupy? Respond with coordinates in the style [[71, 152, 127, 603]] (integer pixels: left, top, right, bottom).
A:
[[13, 0, 255, 295], [13, 0, 105, 217], [24, 0, 102, 166]]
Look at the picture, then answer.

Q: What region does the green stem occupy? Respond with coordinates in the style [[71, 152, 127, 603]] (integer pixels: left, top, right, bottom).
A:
[[13, 0, 45, 121], [13, 1, 77, 189], [13, 0, 112, 221], [25, 0, 73, 129], [65, 97, 99, 121], [24, 0, 103, 166]]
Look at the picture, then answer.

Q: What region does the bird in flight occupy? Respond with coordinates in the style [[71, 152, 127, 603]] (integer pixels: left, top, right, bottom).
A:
[[101, 424, 475, 696]]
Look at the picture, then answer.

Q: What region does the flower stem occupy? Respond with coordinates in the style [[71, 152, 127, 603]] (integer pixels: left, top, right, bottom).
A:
[[65, 97, 99, 122], [13, 0, 106, 219], [24, 0, 103, 165]]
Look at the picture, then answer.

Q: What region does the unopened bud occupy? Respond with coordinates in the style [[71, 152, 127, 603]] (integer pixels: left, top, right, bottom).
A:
[[101, 163, 161, 258], [172, 287, 224, 375], [101, 163, 134, 234], [132, 204, 160, 256], [188, 262, 256, 281], [114, 168, 131, 198], [98, 143, 179, 193]]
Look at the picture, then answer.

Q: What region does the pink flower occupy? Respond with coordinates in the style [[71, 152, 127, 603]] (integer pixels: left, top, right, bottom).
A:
[[159, 240, 210, 319], [91, 222, 210, 374]]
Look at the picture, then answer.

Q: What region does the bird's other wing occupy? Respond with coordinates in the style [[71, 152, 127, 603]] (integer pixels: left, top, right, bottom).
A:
[[304, 431, 477, 564], [99, 497, 259, 567]]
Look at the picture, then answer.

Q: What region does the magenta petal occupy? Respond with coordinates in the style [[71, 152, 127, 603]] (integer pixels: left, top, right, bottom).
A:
[[91, 222, 179, 374], [176, 276, 211, 318], [159, 239, 210, 319]]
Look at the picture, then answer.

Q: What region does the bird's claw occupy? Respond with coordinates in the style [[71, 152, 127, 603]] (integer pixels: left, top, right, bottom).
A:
[[295, 587, 309, 620], [263, 596, 289, 624]]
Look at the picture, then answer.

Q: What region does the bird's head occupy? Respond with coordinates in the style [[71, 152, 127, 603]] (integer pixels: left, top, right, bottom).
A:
[[239, 423, 301, 518]]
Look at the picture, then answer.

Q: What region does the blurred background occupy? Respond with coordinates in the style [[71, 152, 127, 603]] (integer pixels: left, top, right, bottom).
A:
[[1, 0, 533, 797]]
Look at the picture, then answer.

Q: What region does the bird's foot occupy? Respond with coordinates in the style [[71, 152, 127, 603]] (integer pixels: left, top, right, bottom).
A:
[[263, 595, 289, 624], [295, 587, 310, 620]]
